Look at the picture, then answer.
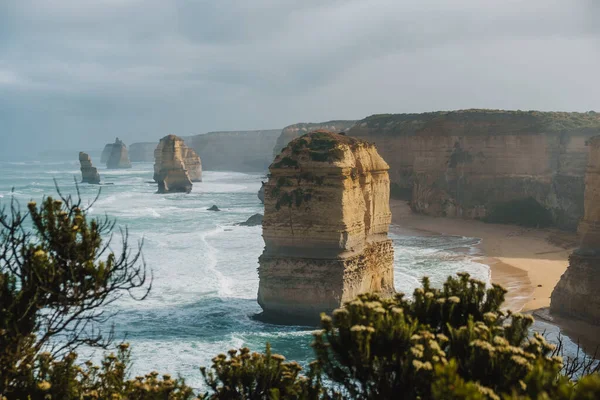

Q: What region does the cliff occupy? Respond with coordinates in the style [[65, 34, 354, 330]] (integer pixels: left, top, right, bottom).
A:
[[153, 135, 196, 193], [258, 130, 394, 323], [129, 142, 156, 162], [272, 120, 357, 158], [105, 138, 132, 169], [78, 152, 100, 184], [348, 110, 600, 230], [185, 129, 281, 172], [551, 136, 600, 324]]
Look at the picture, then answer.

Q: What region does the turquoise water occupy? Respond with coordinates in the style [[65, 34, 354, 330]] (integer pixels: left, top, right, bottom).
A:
[[0, 160, 587, 388]]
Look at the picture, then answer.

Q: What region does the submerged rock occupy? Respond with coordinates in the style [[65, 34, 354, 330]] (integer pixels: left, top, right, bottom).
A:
[[258, 130, 394, 324], [106, 137, 132, 169], [154, 135, 194, 193], [238, 213, 263, 226], [551, 136, 600, 325], [207, 205, 220, 211], [79, 152, 100, 184]]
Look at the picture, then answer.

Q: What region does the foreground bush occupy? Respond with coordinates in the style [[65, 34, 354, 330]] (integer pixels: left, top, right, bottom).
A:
[[1, 191, 598, 399]]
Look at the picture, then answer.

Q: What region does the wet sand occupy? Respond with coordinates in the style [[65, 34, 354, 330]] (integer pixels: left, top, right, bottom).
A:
[[389, 199, 576, 312]]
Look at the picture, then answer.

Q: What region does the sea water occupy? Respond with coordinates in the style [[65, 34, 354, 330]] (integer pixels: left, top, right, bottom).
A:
[[0, 161, 588, 388]]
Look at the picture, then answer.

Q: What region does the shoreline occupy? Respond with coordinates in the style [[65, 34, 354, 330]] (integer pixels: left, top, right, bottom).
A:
[[389, 199, 576, 312]]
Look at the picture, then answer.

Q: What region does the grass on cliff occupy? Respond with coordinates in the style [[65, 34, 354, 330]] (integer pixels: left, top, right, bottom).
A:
[[360, 109, 600, 136]]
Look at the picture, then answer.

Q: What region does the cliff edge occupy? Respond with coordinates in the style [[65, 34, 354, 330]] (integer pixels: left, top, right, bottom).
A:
[[258, 130, 394, 323], [348, 109, 600, 230], [551, 136, 600, 324]]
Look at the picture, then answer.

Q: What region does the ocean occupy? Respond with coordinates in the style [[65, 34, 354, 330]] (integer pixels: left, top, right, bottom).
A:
[[0, 160, 588, 389]]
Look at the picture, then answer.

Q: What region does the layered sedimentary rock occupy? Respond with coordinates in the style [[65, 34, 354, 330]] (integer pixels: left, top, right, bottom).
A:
[[79, 152, 100, 184], [182, 146, 202, 182], [258, 130, 394, 323], [551, 136, 600, 324], [272, 121, 357, 159], [348, 110, 600, 230], [153, 135, 197, 193], [106, 138, 132, 169], [185, 129, 281, 172], [129, 142, 157, 162]]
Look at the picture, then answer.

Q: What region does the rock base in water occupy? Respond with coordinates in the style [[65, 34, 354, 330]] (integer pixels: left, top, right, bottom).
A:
[[207, 205, 220, 211], [79, 152, 100, 184], [237, 213, 263, 226], [550, 253, 600, 325], [258, 240, 394, 324]]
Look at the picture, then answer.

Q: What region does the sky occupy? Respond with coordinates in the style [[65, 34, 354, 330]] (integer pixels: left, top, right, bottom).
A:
[[0, 0, 599, 160]]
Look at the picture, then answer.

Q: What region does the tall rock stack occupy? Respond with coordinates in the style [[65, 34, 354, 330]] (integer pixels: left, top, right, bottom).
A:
[[272, 120, 357, 159], [79, 152, 100, 184], [100, 144, 113, 164], [551, 136, 600, 324], [106, 138, 132, 169], [154, 135, 199, 193], [258, 130, 394, 323]]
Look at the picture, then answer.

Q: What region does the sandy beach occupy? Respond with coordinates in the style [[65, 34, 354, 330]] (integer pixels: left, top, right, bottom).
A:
[[390, 199, 577, 312]]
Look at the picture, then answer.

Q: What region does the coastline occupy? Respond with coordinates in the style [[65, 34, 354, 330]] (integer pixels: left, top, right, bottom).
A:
[[389, 199, 576, 312]]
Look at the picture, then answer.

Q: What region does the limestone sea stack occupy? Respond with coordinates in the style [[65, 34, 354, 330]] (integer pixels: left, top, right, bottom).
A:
[[106, 138, 132, 169], [100, 143, 113, 164], [551, 136, 600, 324], [153, 135, 200, 193], [258, 130, 394, 324], [272, 120, 357, 159], [79, 152, 100, 184]]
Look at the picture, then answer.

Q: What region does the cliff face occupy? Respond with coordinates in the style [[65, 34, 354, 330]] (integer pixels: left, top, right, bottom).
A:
[[551, 136, 600, 324], [154, 135, 195, 193], [258, 130, 394, 323], [185, 129, 281, 172], [106, 138, 132, 169], [272, 121, 357, 159], [348, 110, 600, 230], [129, 142, 156, 162], [79, 152, 100, 184]]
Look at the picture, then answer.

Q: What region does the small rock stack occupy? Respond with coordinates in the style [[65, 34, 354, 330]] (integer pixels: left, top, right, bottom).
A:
[[106, 137, 132, 169], [79, 152, 101, 184], [154, 135, 202, 193]]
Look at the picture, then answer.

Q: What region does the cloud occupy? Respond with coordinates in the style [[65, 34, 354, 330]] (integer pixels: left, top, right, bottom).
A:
[[0, 0, 598, 159]]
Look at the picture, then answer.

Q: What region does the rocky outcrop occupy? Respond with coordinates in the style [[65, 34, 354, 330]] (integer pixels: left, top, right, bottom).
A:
[[79, 152, 100, 184], [129, 142, 157, 162], [182, 146, 202, 182], [272, 121, 357, 159], [184, 129, 281, 172], [153, 135, 195, 193], [258, 130, 394, 323], [348, 110, 600, 230], [106, 138, 132, 169], [100, 144, 113, 164], [238, 213, 263, 226], [551, 136, 600, 324], [258, 182, 265, 204]]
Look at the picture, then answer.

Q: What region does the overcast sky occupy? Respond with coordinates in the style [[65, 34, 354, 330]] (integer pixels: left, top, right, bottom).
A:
[[0, 0, 598, 159]]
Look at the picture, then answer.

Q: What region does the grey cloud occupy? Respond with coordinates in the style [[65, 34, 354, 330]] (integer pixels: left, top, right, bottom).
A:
[[0, 0, 598, 160]]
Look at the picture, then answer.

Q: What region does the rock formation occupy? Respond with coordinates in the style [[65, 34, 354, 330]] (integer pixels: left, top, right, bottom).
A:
[[238, 213, 263, 226], [551, 136, 600, 324], [153, 135, 196, 193], [129, 142, 157, 162], [100, 143, 113, 164], [349, 110, 600, 230], [258, 182, 265, 204], [258, 130, 394, 323], [184, 129, 281, 172], [272, 121, 357, 159], [182, 146, 202, 182], [78, 152, 100, 184], [207, 205, 220, 211], [106, 138, 132, 169]]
